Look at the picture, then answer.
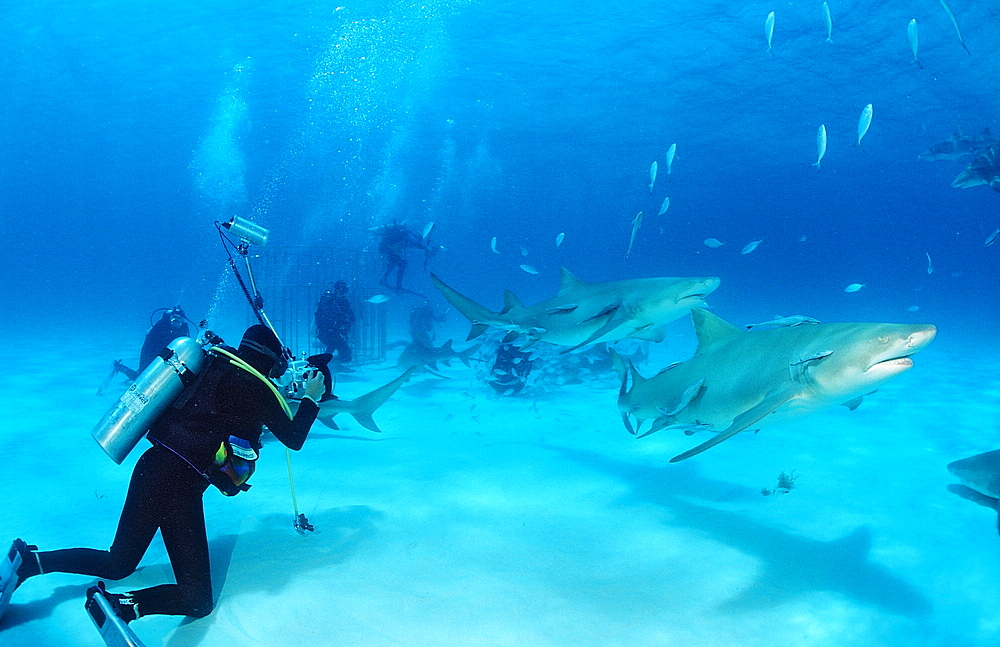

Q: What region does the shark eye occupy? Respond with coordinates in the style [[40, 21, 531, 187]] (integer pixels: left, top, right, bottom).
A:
[[879, 336, 889, 343]]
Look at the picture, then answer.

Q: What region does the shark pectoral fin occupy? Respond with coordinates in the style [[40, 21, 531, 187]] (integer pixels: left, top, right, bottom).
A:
[[316, 415, 341, 430], [946, 484, 1000, 511], [621, 412, 636, 435], [468, 323, 489, 341], [629, 325, 665, 342], [669, 389, 796, 462], [561, 311, 629, 354], [841, 396, 864, 411]]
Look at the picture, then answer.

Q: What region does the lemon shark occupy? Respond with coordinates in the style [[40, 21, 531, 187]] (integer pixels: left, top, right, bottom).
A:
[[947, 449, 1000, 534], [612, 308, 936, 462], [289, 367, 415, 433], [431, 269, 720, 353]]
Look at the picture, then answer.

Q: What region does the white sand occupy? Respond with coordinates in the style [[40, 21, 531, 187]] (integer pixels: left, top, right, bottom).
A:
[[2, 332, 999, 647]]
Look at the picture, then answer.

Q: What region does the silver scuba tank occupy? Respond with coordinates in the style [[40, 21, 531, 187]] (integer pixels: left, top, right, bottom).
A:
[[92, 337, 207, 464]]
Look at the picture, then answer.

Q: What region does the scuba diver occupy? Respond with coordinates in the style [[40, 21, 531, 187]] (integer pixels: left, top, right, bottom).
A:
[[408, 300, 444, 348], [488, 342, 533, 396], [314, 280, 355, 364], [5, 325, 324, 626], [374, 220, 427, 293], [99, 306, 193, 394]]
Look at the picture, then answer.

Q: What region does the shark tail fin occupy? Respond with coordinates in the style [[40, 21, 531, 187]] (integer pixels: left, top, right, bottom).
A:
[[346, 367, 415, 433], [458, 344, 478, 368], [431, 273, 496, 341]]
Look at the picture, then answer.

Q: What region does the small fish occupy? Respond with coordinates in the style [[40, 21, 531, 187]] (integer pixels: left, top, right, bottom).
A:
[[520, 264, 539, 275], [925, 251, 934, 275], [765, 11, 775, 56], [490, 237, 499, 254], [746, 315, 821, 330], [741, 240, 762, 255], [546, 304, 579, 315], [422, 221, 435, 240], [666, 143, 677, 176], [649, 161, 658, 194], [556, 232, 565, 247], [704, 238, 725, 248], [520, 246, 529, 257], [857, 104, 873, 147], [791, 349, 834, 366], [907, 19, 923, 69], [812, 124, 827, 170], [906, 305, 921, 312], [799, 235, 808, 242], [658, 197, 670, 215], [844, 283, 865, 293], [367, 294, 390, 304], [626, 211, 644, 257], [938, 0, 970, 54], [822, 2, 833, 43], [985, 227, 999, 246]]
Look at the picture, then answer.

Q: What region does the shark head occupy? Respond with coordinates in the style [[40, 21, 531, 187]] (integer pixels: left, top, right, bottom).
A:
[[641, 276, 721, 318], [793, 322, 937, 403], [947, 450, 1000, 500]]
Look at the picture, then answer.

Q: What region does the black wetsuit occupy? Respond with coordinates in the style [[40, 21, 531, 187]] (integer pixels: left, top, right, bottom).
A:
[[29, 350, 319, 618], [315, 293, 355, 362]]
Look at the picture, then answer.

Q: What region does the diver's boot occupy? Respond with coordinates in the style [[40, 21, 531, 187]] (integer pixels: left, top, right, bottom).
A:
[[85, 582, 146, 647], [0, 538, 38, 622]]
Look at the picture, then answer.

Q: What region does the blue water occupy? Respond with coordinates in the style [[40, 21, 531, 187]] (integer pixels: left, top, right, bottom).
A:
[[1, 1, 999, 642]]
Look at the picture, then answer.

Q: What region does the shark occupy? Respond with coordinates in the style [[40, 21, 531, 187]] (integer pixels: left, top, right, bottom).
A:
[[947, 449, 1000, 534], [919, 127, 996, 162], [431, 268, 720, 353], [612, 308, 936, 462], [952, 144, 1000, 192], [395, 339, 478, 376], [289, 362, 415, 432]]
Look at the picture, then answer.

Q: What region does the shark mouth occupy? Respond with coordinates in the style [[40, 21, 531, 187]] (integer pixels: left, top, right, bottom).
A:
[[866, 356, 914, 372]]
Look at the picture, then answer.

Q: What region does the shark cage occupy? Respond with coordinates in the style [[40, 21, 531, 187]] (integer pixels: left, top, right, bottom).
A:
[[248, 245, 387, 363]]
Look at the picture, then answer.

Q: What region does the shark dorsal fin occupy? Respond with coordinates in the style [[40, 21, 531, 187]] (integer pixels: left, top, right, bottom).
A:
[[692, 308, 743, 353], [558, 267, 586, 294], [502, 290, 523, 313]]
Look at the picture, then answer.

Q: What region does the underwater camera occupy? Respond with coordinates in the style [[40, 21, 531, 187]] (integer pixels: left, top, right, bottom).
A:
[[274, 357, 327, 400], [221, 216, 270, 247]]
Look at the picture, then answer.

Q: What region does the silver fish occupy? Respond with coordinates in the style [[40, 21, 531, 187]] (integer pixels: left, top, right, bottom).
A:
[[520, 264, 539, 275], [626, 211, 644, 257], [658, 197, 670, 215], [812, 124, 827, 170], [907, 19, 922, 69], [422, 221, 435, 240], [986, 227, 1000, 246], [857, 104, 873, 147], [741, 240, 762, 255], [490, 237, 499, 254], [925, 251, 934, 275], [704, 238, 725, 248], [367, 294, 390, 304], [556, 232, 565, 247], [666, 143, 677, 176], [844, 283, 865, 293], [649, 161, 658, 194], [938, 0, 970, 54], [822, 2, 833, 43], [765, 11, 775, 56]]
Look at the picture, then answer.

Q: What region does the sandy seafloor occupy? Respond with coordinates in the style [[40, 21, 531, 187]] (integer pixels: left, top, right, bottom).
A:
[[3, 327, 1000, 647]]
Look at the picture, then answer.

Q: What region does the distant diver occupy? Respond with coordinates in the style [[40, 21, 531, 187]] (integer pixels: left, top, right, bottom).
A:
[[314, 280, 355, 365], [98, 306, 193, 395], [4, 325, 324, 630], [373, 220, 428, 294]]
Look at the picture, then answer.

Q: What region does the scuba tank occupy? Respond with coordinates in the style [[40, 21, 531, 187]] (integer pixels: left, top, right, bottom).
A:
[[92, 337, 207, 464]]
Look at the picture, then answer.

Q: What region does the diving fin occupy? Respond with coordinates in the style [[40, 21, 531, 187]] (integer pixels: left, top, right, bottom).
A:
[[0, 539, 34, 623], [85, 584, 147, 647]]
